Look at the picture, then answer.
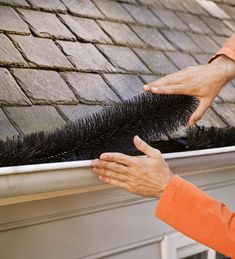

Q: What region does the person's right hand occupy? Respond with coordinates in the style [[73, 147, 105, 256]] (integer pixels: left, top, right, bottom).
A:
[[144, 55, 235, 127]]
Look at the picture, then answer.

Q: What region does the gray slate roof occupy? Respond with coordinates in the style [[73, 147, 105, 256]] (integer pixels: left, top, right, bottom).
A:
[[0, 0, 235, 141]]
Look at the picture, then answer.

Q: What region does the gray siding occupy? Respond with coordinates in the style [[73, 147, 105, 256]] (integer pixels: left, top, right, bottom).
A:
[[0, 166, 235, 259]]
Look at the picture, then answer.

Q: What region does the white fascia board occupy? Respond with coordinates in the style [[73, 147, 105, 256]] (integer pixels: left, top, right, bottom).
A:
[[1, 146, 235, 205]]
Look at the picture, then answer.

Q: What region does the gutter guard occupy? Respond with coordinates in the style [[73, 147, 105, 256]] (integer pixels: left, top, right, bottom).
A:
[[1, 146, 235, 205]]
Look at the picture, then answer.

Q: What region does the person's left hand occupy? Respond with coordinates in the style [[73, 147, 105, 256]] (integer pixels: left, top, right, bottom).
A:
[[92, 136, 174, 199]]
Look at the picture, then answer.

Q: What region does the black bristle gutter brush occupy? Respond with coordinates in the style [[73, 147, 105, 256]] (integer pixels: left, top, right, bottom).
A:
[[186, 125, 235, 150], [0, 93, 199, 167]]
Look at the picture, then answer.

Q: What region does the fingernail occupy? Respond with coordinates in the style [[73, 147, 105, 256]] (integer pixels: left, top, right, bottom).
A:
[[91, 159, 96, 166], [93, 159, 101, 166], [135, 135, 141, 142], [144, 84, 151, 90], [100, 154, 108, 160]]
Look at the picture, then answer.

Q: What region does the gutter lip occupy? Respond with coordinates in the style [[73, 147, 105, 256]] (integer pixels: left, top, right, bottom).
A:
[[163, 145, 235, 159], [1, 145, 235, 205], [1, 145, 235, 176]]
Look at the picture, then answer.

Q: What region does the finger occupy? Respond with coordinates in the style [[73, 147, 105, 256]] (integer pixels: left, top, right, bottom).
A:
[[143, 84, 151, 91], [189, 99, 210, 127], [92, 159, 129, 174], [93, 167, 130, 182], [150, 84, 193, 95], [145, 73, 182, 88], [133, 135, 161, 158], [99, 152, 135, 166], [99, 176, 130, 190]]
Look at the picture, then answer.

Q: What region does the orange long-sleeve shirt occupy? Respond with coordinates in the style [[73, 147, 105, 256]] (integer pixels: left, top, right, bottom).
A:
[[156, 35, 235, 258]]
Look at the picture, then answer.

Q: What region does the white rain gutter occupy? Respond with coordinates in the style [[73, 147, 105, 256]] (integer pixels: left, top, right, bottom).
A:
[[1, 146, 235, 205]]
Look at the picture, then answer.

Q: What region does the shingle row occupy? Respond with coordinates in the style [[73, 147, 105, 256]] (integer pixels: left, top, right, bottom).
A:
[[0, 0, 234, 140]]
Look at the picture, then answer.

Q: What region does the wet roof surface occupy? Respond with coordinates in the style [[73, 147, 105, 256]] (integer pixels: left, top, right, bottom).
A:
[[0, 0, 235, 141]]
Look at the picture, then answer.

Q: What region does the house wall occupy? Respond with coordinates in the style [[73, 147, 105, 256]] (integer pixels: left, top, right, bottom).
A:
[[0, 166, 235, 259]]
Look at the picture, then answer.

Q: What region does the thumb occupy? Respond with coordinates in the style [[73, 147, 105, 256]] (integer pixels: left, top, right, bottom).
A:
[[189, 99, 210, 127], [133, 135, 161, 158]]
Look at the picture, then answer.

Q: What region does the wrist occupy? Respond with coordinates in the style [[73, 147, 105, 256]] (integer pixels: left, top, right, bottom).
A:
[[159, 170, 174, 197], [211, 55, 235, 82]]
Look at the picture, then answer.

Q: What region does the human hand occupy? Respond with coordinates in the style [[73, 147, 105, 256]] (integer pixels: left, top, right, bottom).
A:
[[144, 55, 235, 127], [92, 136, 174, 199]]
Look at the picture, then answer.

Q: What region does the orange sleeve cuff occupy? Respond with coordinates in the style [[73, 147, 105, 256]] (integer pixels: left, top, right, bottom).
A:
[[155, 175, 235, 258], [209, 34, 235, 63], [156, 175, 183, 219]]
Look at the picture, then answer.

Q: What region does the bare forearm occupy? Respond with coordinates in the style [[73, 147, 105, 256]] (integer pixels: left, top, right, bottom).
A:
[[211, 55, 235, 82]]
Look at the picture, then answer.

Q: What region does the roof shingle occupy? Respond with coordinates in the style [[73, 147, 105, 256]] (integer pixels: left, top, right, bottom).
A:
[[96, 44, 149, 73], [97, 20, 144, 46], [59, 15, 112, 43], [18, 9, 75, 40], [62, 0, 104, 18], [61, 72, 120, 103], [134, 48, 178, 74], [123, 4, 164, 27], [0, 6, 30, 34], [93, 0, 134, 22], [103, 74, 145, 100], [1, 0, 235, 143], [152, 9, 189, 30], [11, 35, 73, 68], [131, 25, 175, 50], [58, 104, 103, 122], [0, 109, 19, 139], [0, 68, 30, 105], [12, 69, 78, 104], [58, 41, 115, 71], [161, 30, 201, 52], [0, 34, 26, 66], [5, 106, 66, 134], [28, 0, 67, 11]]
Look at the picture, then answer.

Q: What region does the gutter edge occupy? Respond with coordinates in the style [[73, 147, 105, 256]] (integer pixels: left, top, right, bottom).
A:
[[1, 146, 235, 205]]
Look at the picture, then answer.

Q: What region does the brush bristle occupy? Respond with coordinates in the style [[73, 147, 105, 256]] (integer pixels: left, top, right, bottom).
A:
[[0, 93, 198, 167], [187, 126, 235, 150]]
